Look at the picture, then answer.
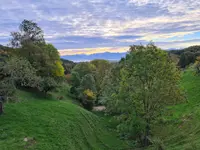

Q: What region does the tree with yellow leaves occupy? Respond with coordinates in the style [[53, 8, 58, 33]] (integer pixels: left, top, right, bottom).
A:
[[195, 56, 200, 74], [54, 61, 65, 77]]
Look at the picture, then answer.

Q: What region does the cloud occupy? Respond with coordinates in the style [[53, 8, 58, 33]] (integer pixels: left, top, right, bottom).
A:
[[59, 47, 129, 55], [59, 39, 200, 56], [0, 0, 200, 54]]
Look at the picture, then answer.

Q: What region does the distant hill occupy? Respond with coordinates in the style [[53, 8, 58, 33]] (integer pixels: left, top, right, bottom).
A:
[[61, 58, 76, 74], [61, 52, 127, 62], [0, 44, 12, 61], [168, 45, 200, 67], [168, 45, 200, 56], [0, 44, 10, 53]]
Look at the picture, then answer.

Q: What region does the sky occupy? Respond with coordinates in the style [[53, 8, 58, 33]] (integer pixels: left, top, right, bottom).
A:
[[0, 0, 200, 56]]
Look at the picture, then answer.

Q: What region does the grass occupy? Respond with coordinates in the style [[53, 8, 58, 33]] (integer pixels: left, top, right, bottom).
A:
[[150, 67, 200, 150], [0, 91, 129, 150], [2, 67, 200, 150]]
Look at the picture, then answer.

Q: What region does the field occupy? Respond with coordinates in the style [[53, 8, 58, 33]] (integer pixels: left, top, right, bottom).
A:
[[0, 91, 128, 150]]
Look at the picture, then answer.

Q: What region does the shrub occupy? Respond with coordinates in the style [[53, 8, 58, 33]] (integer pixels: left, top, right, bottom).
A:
[[79, 74, 96, 93], [0, 78, 16, 102], [66, 74, 71, 83], [0, 56, 42, 101], [40, 77, 58, 93], [195, 56, 200, 74], [1, 56, 42, 88], [81, 89, 96, 110]]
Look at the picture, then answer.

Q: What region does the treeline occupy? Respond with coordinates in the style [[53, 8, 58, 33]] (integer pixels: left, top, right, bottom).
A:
[[0, 20, 65, 101], [169, 45, 200, 68]]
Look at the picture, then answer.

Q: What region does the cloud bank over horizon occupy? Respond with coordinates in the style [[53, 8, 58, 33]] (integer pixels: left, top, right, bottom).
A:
[[0, 0, 200, 55]]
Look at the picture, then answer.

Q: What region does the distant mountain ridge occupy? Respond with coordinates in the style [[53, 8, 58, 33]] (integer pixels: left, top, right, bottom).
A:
[[61, 52, 127, 62]]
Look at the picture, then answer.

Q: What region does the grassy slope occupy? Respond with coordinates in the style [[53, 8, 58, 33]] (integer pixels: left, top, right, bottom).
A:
[[2, 68, 200, 150], [0, 91, 128, 150], [151, 67, 200, 150]]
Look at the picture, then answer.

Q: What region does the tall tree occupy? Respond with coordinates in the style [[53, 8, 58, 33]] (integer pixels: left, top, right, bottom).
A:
[[7, 20, 64, 95], [78, 74, 97, 110], [10, 20, 45, 47], [79, 74, 97, 94], [100, 63, 122, 109], [0, 56, 42, 100], [91, 59, 111, 101], [10, 20, 64, 78], [103, 44, 183, 146]]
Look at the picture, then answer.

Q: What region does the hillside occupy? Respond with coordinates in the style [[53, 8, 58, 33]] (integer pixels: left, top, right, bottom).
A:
[[0, 91, 128, 150], [149, 67, 200, 149], [168, 45, 200, 68]]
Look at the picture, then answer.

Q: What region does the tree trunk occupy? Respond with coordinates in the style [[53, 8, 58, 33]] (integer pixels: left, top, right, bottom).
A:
[[144, 120, 151, 147], [0, 101, 3, 115]]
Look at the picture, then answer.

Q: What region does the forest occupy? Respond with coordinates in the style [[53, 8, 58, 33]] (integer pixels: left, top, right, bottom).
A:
[[1, 20, 200, 150]]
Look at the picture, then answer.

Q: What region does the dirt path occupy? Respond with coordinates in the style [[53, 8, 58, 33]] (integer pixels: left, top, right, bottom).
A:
[[93, 106, 106, 111]]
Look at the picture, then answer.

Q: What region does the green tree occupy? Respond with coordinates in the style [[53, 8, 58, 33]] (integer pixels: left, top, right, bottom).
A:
[[0, 78, 16, 102], [15, 43, 64, 78], [79, 74, 96, 94], [0, 56, 42, 100], [78, 74, 97, 110], [10, 20, 64, 78], [103, 44, 183, 147], [40, 77, 58, 93], [72, 62, 96, 79], [91, 59, 111, 101], [10, 20, 45, 47], [16, 43, 47, 75], [61, 59, 76, 74], [70, 62, 96, 98], [100, 63, 122, 111], [69, 71, 81, 96], [70, 71, 81, 88], [1, 56, 41, 88], [178, 51, 195, 68], [70, 63, 97, 110], [40, 43, 65, 78], [82, 89, 96, 110]]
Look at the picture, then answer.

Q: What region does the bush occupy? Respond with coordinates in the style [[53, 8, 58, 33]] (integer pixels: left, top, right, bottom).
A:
[[40, 77, 58, 93], [66, 74, 71, 83], [149, 137, 165, 150], [2, 56, 42, 88], [79, 74, 96, 93], [0, 56, 42, 101], [81, 89, 96, 110], [0, 78, 16, 102]]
